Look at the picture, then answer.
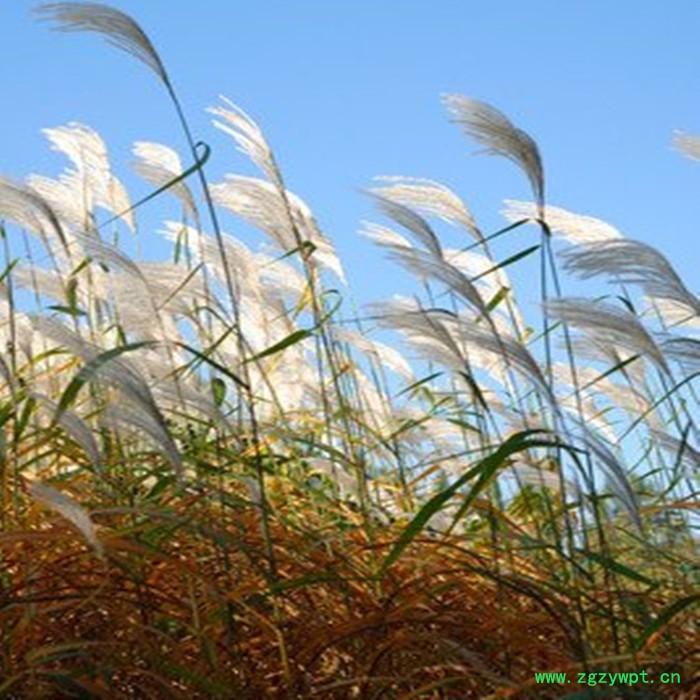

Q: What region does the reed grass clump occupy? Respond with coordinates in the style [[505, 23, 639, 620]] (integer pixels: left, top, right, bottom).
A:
[[0, 3, 697, 698]]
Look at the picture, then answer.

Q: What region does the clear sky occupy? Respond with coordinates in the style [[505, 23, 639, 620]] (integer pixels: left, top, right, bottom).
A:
[[2, 0, 698, 309]]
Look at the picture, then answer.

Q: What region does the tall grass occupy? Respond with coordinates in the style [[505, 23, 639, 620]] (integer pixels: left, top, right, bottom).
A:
[[0, 3, 696, 698]]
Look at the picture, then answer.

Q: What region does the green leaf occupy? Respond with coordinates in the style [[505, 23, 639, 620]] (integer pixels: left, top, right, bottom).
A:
[[577, 549, 656, 587], [55, 342, 154, 421], [211, 376, 227, 407], [484, 285, 511, 314], [175, 342, 250, 391], [457, 369, 489, 413], [0, 258, 19, 284], [460, 218, 531, 254], [70, 256, 93, 276], [47, 304, 87, 318], [472, 244, 540, 282], [397, 371, 443, 397], [633, 593, 700, 652], [14, 396, 37, 442], [621, 372, 700, 440], [577, 355, 640, 393], [98, 141, 211, 230], [277, 239, 317, 261], [379, 430, 553, 575], [245, 329, 313, 363], [41, 671, 102, 700]]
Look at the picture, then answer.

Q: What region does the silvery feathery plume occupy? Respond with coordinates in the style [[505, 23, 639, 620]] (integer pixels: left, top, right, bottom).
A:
[[361, 222, 412, 250], [349, 370, 396, 435], [75, 236, 190, 347], [334, 327, 414, 383], [650, 428, 700, 477], [662, 336, 700, 376], [160, 221, 254, 308], [651, 430, 700, 475], [103, 401, 183, 476], [502, 200, 622, 244], [561, 240, 700, 317], [372, 299, 553, 403], [103, 260, 208, 346], [443, 96, 545, 212], [106, 275, 182, 344], [72, 234, 175, 340], [212, 176, 345, 281], [0, 307, 34, 366], [208, 96, 282, 188], [648, 298, 700, 331], [25, 479, 105, 560], [453, 316, 555, 404], [552, 370, 617, 443], [488, 397, 548, 433], [415, 415, 469, 452], [36, 2, 169, 86], [366, 190, 443, 259], [0, 177, 67, 251], [384, 246, 488, 315], [260, 355, 317, 419], [577, 428, 642, 532], [75, 230, 142, 277], [28, 174, 90, 234], [30, 317, 135, 401], [554, 362, 662, 432], [255, 250, 308, 300], [444, 248, 525, 337], [567, 338, 650, 394], [371, 176, 481, 240], [13, 266, 68, 304], [551, 364, 621, 442], [370, 298, 468, 373], [37, 3, 242, 316], [673, 131, 700, 161], [32, 393, 102, 469], [131, 261, 208, 314], [545, 298, 670, 374], [42, 123, 133, 229], [160, 221, 302, 332], [445, 248, 511, 299], [371, 300, 467, 379], [150, 381, 234, 433], [32, 316, 184, 483], [132, 142, 198, 223]]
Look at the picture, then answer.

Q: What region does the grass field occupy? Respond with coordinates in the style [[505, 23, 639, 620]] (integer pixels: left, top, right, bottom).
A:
[[0, 4, 697, 698]]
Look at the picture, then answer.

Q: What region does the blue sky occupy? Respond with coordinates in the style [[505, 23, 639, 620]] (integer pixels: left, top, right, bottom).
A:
[[2, 0, 698, 309]]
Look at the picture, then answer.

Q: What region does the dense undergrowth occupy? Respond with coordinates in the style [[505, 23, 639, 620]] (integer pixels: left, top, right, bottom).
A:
[[0, 3, 697, 698]]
